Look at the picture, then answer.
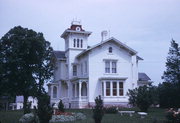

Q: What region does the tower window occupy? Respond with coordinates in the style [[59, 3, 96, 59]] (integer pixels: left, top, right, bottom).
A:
[[81, 39, 83, 48], [73, 65, 77, 76], [77, 39, 79, 47], [73, 39, 76, 47], [109, 47, 112, 53]]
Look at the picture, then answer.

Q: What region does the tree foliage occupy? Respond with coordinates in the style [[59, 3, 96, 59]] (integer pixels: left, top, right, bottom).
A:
[[0, 26, 53, 113], [36, 92, 53, 123], [128, 86, 154, 112], [162, 39, 180, 84], [160, 39, 180, 108], [58, 99, 65, 112], [93, 95, 104, 123]]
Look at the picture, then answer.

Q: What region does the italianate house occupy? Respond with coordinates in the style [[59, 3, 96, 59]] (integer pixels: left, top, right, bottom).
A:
[[48, 21, 151, 108]]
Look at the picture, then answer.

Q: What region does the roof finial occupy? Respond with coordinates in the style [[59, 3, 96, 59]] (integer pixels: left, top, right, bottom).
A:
[[71, 18, 81, 25]]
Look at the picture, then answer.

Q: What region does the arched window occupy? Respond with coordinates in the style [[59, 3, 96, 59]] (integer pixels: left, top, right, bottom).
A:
[[81, 82, 87, 96], [77, 39, 79, 47], [53, 86, 57, 98], [73, 39, 76, 47], [109, 47, 112, 53], [80, 39, 83, 48]]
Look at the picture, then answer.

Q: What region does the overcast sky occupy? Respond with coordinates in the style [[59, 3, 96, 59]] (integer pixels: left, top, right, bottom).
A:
[[1, 0, 180, 85]]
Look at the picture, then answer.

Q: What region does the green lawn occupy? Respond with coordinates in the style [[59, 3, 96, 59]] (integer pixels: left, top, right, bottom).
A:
[[0, 108, 166, 123]]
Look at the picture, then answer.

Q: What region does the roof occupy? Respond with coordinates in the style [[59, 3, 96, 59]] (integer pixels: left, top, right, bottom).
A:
[[76, 37, 142, 59], [53, 51, 66, 59], [61, 29, 92, 38], [138, 73, 151, 81]]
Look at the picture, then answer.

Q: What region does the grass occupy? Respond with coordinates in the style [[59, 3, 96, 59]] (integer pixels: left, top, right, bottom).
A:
[[0, 108, 166, 123]]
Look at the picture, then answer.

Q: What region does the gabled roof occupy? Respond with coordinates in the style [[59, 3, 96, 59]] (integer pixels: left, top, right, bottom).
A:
[[138, 73, 151, 81], [53, 51, 66, 59], [76, 37, 143, 60]]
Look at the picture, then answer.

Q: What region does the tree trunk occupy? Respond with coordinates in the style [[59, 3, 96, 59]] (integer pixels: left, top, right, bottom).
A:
[[23, 95, 28, 114]]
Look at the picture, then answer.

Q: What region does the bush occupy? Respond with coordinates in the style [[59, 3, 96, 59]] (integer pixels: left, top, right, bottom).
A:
[[93, 95, 104, 123], [58, 99, 65, 112], [37, 93, 53, 123], [19, 113, 39, 123], [165, 108, 180, 123], [104, 106, 118, 114], [127, 86, 153, 112]]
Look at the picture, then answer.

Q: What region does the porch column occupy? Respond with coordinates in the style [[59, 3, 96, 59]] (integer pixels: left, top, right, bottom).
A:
[[110, 81, 113, 96], [79, 82, 82, 99], [75, 83, 77, 97], [117, 81, 119, 96], [104, 81, 106, 97], [86, 82, 89, 97]]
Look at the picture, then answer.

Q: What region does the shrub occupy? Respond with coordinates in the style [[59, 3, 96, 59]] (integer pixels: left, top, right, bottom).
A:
[[127, 86, 153, 112], [104, 106, 118, 114], [58, 99, 65, 112], [165, 108, 180, 123], [19, 113, 39, 123], [37, 93, 53, 123], [93, 95, 104, 123]]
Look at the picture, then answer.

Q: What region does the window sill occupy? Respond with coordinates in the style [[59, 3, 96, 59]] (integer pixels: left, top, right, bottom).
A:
[[103, 96, 126, 98], [103, 73, 119, 75]]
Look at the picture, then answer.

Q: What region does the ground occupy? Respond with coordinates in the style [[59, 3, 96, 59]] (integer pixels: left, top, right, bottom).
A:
[[0, 108, 166, 123]]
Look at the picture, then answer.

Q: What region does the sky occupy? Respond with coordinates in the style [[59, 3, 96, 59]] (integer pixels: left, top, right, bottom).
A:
[[0, 0, 180, 85]]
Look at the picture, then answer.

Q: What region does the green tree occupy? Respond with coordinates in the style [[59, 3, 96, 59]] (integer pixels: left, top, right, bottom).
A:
[[58, 99, 65, 112], [162, 39, 180, 84], [128, 86, 152, 112], [0, 26, 53, 113], [93, 95, 104, 123], [36, 92, 53, 123], [160, 39, 180, 108]]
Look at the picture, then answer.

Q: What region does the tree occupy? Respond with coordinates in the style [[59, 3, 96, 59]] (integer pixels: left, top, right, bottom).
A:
[[0, 26, 53, 113], [162, 39, 180, 84], [128, 86, 153, 112], [58, 99, 65, 112], [36, 92, 53, 123], [160, 39, 180, 108], [93, 95, 104, 123]]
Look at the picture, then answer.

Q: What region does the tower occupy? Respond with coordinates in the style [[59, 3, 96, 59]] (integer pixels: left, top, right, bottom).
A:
[[61, 21, 92, 51]]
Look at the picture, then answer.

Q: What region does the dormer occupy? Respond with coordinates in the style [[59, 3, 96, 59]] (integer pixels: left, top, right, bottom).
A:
[[61, 21, 92, 51]]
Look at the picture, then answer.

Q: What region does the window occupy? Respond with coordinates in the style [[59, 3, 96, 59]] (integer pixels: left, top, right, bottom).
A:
[[112, 61, 117, 73], [85, 61, 87, 73], [77, 39, 79, 47], [73, 39, 76, 47], [53, 86, 57, 98], [105, 61, 110, 73], [72, 84, 75, 97], [106, 82, 110, 96], [113, 82, 117, 96], [81, 39, 83, 48], [109, 47, 112, 53], [73, 65, 77, 76], [105, 60, 117, 73], [102, 82, 104, 96], [81, 63, 83, 75], [119, 82, 124, 96]]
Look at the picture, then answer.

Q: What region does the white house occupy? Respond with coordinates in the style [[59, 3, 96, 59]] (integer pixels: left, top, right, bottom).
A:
[[11, 96, 38, 110], [48, 21, 151, 108]]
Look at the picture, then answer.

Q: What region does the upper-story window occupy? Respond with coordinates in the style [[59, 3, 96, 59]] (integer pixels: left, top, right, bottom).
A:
[[81, 39, 83, 48], [105, 61, 110, 73], [77, 39, 80, 47], [85, 61, 87, 73], [81, 63, 83, 75], [112, 61, 117, 73], [109, 47, 113, 53], [73, 39, 76, 47], [105, 60, 117, 73], [73, 65, 77, 76]]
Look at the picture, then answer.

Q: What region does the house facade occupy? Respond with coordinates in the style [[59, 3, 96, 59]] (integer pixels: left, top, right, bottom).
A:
[[48, 21, 151, 108]]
